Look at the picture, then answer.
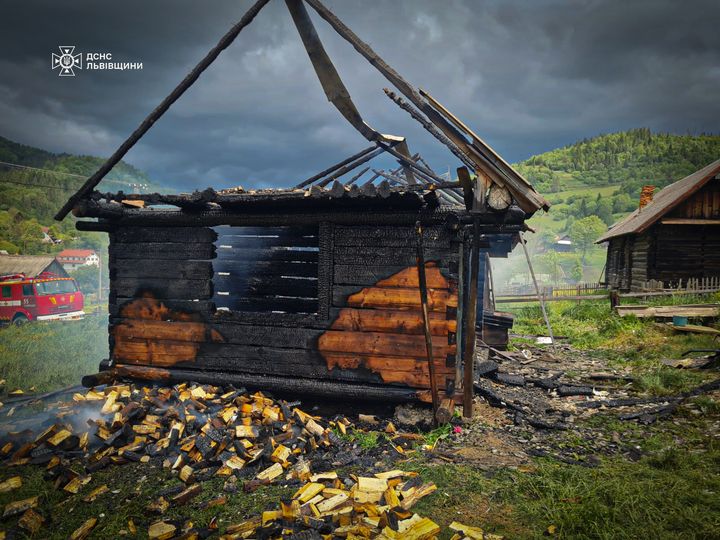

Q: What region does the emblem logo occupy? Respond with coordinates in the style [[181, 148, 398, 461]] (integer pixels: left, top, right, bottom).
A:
[[51, 46, 82, 76]]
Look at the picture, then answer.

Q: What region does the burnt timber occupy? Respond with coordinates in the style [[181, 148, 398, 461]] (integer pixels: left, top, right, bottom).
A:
[[56, 0, 549, 415], [599, 158, 720, 291]]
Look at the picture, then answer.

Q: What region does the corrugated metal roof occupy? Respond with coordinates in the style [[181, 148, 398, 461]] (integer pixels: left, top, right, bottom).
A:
[[0, 255, 61, 277], [596, 157, 720, 243]]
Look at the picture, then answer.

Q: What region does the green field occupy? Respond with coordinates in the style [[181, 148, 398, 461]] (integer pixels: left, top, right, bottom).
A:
[[0, 316, 107, 395]]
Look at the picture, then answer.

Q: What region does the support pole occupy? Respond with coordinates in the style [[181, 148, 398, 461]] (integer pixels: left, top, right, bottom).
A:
[[415, 221, 440, 422], [520, 232, 555, 349], [462, 220, 480, 418], [55, 0, 271, 220]]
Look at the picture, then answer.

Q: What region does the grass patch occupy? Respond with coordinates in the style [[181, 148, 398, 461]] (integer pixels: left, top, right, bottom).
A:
[[405, 439, 720, 540], [0, 463, 292, 539], [634, 366, 708, 395], [509, 299, 719, 365], [0, 316, 107, 394], [692, 395, 720, 414]]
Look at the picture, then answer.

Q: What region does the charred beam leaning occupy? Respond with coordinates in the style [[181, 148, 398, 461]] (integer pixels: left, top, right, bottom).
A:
[[54, 0, 271, 220]]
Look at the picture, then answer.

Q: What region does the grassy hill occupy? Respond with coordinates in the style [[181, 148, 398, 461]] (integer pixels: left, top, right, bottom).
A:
[[495, 128, 720, 287], [0, 136, 163, 256]]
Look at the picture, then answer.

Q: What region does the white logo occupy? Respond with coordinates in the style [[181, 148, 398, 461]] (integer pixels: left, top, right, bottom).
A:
[[51, 46, 82, 77]]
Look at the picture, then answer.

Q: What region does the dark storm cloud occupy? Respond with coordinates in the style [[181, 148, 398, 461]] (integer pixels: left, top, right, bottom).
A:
[[1, 0, 719, 191]]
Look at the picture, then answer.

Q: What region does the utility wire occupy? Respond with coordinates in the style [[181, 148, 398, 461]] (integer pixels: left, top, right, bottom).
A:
[[0, 178, 72, 190], [0, 160, 136, 187]]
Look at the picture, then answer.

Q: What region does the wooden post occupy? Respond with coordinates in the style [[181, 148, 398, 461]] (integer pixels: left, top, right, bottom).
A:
[[520, 232, 555, 350], [462, 219, 481, 418], [415, 222, 439, 421]]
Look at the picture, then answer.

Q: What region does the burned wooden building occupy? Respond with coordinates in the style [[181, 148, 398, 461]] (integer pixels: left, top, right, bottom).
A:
[[598, 158, 720, 291], [56, 0, 548, 415]]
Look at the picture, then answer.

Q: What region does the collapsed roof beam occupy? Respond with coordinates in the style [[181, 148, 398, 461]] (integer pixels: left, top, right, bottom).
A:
[[286, 0, 380, 142], [286, 0, 415, 185], [314, 146, 386, 188], [294, 144, 377, 188], [303, 0, 548, 213], [54, 0, 271, 221], [384, 88, 476, 171]]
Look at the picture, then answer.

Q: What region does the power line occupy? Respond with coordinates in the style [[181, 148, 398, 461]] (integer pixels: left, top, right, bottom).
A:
[[0, 160, 136, 186], [0, 178, 74, 190]]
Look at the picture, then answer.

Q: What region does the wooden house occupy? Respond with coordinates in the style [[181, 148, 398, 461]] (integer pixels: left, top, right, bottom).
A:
[[598, 158, 720, 291], [0, 255, 69, 279], [56, 0, 548, 415]]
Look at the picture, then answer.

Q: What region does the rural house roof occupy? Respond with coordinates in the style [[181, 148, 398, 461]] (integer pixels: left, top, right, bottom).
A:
[[55, 0, 548, 222], [0, 255, 65, 278], [597, 157, 720, 243], [56, 249, 96, 259]]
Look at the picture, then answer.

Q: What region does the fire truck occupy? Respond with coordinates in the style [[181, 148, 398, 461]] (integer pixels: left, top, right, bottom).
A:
[[0, 272, 84, 325]]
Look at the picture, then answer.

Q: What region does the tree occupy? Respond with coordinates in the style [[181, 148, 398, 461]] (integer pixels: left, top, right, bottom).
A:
[[71, 265, 100, 295], [570, 255, 584, 282], [569, 216, 606, 263], [595, 198, 614, 225], [540, 251, 563, 284]]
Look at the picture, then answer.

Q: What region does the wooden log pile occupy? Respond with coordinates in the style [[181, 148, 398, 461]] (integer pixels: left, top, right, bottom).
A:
[[197, 468, 499, 540], [0, 382, 360, 498]]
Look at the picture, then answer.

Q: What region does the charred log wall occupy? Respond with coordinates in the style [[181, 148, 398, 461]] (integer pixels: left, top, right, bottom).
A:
[[107, 222, 463, 397]]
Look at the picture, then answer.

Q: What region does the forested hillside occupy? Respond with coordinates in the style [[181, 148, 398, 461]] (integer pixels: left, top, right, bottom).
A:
[[497, 129, 720, 287], [0, 136, 160, 255], [516, 128, 720, 195]]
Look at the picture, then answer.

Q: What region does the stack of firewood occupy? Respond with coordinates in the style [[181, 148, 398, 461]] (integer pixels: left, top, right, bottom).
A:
[[1, 383, 351, 493]]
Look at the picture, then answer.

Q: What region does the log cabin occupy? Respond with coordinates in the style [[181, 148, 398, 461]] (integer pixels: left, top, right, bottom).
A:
[[56, 0, 549, 415], [598, 157, 720, 291]]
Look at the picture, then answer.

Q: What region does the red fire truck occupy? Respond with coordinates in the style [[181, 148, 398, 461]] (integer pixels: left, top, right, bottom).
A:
[[0, 272, 85, 325]]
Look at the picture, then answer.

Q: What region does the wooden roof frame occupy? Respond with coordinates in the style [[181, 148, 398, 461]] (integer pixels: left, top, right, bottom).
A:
[[55, 0, 548, 221]]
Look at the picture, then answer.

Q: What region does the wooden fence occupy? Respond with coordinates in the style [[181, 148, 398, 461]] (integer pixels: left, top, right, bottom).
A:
[[495, 277, 720, 304]]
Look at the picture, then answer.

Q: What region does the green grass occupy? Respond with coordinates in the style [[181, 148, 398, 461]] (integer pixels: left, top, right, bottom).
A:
[[405, 436, 720, 540], [509, 298, 719, 356], [0, 315, 107, 395], [0, 463, 293, 539]]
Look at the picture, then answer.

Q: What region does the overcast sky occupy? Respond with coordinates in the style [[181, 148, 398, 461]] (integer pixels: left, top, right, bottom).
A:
[[1, 0, 719, 191]]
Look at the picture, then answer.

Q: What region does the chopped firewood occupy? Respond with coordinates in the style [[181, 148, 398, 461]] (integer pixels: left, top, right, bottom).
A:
[[202, 495, 227, 509], [225, 456, 245, 470], [316, 492, 349, 513], [171, 483, 202, 505], [3, 496, 39, 518], [374, 470, 409, 480], [179, 465, 195, 484], [256, 462, 283, 482], [294, 482, 326, 503], [384, 514, 440, 539], [449, 521, 504, 540], [0, 476, 22, 494], [18, 508, 44, 534], [400, 483, 437, 509], [270, 444, 291, 465], [47, 429, 72, 447], [304, 418, 326, 437], [82, 484, 109, 502], [357, 477, 388, 492], [235, 425, 260, 439], [147, 496, 170, 514], [224, 516, 261, 535], [63, 475, 91, 494], [148, 521, 176, 540], [69, 517, 97, 540]]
